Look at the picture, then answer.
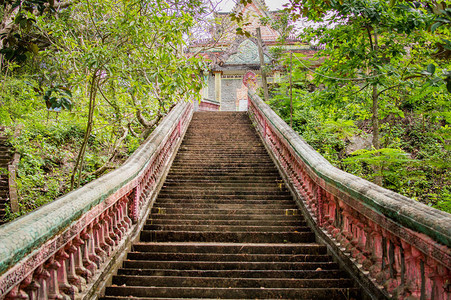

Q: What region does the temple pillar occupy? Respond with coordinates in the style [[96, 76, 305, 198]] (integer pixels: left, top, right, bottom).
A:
[[214, 71, 222, 110], [203, 72, 209, 99]]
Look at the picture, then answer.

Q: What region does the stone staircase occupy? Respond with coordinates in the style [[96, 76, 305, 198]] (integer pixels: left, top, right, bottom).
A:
[[0, 130, 12, 225], [101, 112, 361, 299]]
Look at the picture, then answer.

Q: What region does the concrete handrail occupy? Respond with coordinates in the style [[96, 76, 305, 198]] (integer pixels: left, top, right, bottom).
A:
[[0, 101, 193, 298], [249, 91, 450, 246], [248, 90, 450, 299]]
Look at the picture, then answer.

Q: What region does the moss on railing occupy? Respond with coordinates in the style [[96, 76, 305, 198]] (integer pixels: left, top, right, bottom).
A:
[[0, 101, 191, 276], [249, 90, 451, 247]]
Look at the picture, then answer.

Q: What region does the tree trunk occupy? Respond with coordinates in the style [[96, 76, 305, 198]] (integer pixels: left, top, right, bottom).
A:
[[372, 83, 382, 186], [256, 27, 269, 102], [70, 73, 98, 190]]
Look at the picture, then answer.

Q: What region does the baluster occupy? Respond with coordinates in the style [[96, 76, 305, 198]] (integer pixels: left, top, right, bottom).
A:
[[80, 229, 97, 275], [383, 238, 399, 293], [403, 245, 422, 299], [85, 224, 102, 268], [351, 220, 364, 260], [93, 220, 108, 261], [23, 273, 40, 300], [45, 257, 66, 300], [108, 208, 120, 245], [360, 225, 373, 269], [113, 204, 124, 239], [102, 213, 115, 252], [55, 249, 77, 299], [324, 193, 336, 234], [316, 185, 324, 224], [64, 242, 84, 292], [121, 199, 132, 231], [431, 263, 449, 300], [5, 274, 31, 300], [34, 265, 50, 300], [336, 208, 351, 250], [375, 235, 390, 285], [72, 237, 92, 281], [369, 230, 383, 280], [131, 184, 140, 223], [116, 200, 128, 236]]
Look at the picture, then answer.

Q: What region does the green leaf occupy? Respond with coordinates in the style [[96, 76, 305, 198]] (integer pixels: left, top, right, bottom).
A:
[[431, 22, 442, 32], [30, 43, 39, 55], [427, 64, 436, 75]]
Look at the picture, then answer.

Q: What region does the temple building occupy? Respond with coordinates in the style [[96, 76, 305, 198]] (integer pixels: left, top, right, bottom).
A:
[[187, 0, 320, 111]]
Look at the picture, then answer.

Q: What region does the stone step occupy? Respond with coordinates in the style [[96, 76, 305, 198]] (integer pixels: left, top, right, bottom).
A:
[[102, 286, 360, 299], [169, 163, 276, 169], [179, 145, 264, 149], [157, 190, 290, 197], [173, 157, 272, 163], [177, 149, 268, 154], [167, 170, 280, 177], [162, 181, 285, 189], [140, 230, 315, 243], [150, 207, 298, 215], [122, 260, 339, 271], [126, 251, 330, 263], [112, 275, 353, 289], [172, 160, 274, 165], [149, 213, 301, 221], [146, 219, 306, 227], [153, 202, 296, 209], [155, 198, 295, 205], [159, 191, 291, 198], [116, 268, 348, 279], [131, 242, 326, 255], [158, 190, 293, 200], [163, 177, 283, 183], [182, 137, 260, 140], [143, 224, 309, 232], [101, 111, 361, 299]]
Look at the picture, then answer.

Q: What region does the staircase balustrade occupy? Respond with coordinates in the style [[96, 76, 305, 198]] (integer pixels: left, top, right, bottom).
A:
[[248, 90, 450, 300], [0, 101, 193, 299], [197, 98, 220, 111]]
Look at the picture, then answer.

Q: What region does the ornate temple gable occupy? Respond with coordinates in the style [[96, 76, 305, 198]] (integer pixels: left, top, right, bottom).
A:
[[235, 1, 280, 42], [214, 0, 280, 44], [224, 39, 271, 65]]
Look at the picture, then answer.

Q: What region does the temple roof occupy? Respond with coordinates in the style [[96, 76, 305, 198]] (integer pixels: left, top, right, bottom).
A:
[[187, 0, 316, 70]]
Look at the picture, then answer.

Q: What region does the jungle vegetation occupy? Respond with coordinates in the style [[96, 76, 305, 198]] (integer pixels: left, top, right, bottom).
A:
[[0, 0, 449, 222], [0, 0, 206, 220], [265, 0, 451, 212]]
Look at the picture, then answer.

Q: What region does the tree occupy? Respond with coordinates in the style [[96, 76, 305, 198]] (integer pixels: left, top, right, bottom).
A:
[[264, 0, 450, 209], [283, 0, 450, 184], [34, 0, 205, 189]]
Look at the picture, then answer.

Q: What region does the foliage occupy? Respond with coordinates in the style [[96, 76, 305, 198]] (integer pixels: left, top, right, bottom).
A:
[[0, 0, 207, 221], [264, 0, 451, 212]]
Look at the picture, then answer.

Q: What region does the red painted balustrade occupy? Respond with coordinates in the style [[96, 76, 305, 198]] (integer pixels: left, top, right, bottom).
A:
[[0, 101, 193, 299], [248, 91, 450, 300], [198, 99, 220, 111]]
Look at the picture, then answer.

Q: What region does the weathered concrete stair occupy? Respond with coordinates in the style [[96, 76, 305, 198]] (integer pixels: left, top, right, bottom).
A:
[[101, 112, 361, 299]]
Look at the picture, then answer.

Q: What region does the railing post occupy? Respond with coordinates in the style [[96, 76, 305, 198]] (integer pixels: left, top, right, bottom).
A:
[[246, 91, 451, 299], [65, 241, 84, 291], [131, 184, 141, 224], [55, 249, 75, 299], [0, 102, 194, 300]]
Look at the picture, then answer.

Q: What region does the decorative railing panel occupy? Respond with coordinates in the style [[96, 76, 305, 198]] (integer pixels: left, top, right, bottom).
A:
[[198, 99, 220, 111], [248, 91, 450, 300], [0, 101, 193, 299]]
